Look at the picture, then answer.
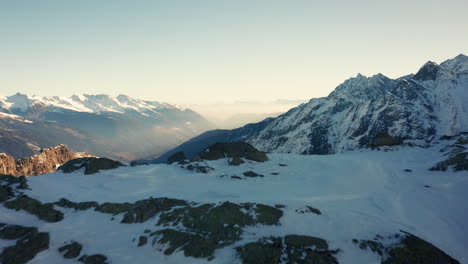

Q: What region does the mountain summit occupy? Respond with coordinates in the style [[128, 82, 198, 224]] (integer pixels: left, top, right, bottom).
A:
[[153, 54, 468, 162]]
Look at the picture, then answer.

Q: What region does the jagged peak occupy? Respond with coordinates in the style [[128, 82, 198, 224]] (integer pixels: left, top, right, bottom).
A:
[[329, 72, 393, 101], [413, 61, 440, 81], [440, 54, 468, 73], [454, 53, 467, 60]]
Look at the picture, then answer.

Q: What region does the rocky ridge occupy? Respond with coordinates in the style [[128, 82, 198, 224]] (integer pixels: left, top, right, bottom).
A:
[[151, 54, 468, 162], [0, 145, 93, 176]]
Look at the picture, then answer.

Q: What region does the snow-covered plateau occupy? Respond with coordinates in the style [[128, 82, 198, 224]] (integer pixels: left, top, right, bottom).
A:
[[1, 137, 466, 264]]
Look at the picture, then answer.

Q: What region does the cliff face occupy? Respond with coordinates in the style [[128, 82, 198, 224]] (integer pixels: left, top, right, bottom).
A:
[[0, 145, 93, 176]]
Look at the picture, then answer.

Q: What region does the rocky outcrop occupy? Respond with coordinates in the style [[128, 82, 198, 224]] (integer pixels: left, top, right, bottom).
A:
[[58, 157, 125, 175], [0, 145, 93, 177], [198, 142, 269, 163], [0, 223, 50, 264]]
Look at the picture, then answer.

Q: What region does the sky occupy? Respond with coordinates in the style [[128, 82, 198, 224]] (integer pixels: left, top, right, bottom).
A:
[[1, 0, 468, 108]]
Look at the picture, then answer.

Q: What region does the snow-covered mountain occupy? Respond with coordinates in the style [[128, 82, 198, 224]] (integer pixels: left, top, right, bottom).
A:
[[153, 54, 468, 162], [0, 137, 466, 264], [0, 94, 214, 160]]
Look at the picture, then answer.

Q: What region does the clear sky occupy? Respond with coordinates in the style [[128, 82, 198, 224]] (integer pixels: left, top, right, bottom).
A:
[[1, 0, 467, 105]]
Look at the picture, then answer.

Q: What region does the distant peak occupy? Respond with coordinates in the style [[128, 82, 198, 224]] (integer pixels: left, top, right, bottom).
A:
[[356, 73, 366, 78], [454, 53, 467, 60], [413, 61, 440, 81]]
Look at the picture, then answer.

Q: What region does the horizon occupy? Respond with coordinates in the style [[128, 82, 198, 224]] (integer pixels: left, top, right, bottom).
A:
[[2, 1, 468, 106]]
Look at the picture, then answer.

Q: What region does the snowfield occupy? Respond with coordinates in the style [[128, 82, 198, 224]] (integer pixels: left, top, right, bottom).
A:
[[1, 139, 467, 263]]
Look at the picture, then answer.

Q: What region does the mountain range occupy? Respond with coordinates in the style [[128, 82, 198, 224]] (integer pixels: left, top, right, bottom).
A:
[[151, 54, 468, 163], [0, 94, 213, 160]]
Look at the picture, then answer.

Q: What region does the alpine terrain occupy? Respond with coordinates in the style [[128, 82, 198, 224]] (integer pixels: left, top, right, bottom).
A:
[[0, 94, 213, 160], [0, 54, 466, 264], [152, 54, 468, 163]]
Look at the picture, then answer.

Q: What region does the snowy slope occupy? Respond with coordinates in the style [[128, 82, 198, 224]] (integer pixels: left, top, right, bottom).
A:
[[0, 139, 466, 263]]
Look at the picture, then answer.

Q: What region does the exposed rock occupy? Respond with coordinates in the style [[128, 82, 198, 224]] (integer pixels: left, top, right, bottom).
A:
[[0, 224, 36, 240], [54, 198, 99, 210], [228, 156, 245, 166], [137, 236, 148, 247], [78, 254, 108, 264], [243, 171, 264, 177], [184, 163, 214, 173], [167, 151, 187, 164], [430, 152, 467, 171], [199, 142, 268, 162], [0, 185, 14, 203], [153, 201, 283, 260], [413, 61, 440, 81], [0, 145, 93, 176], [0, 224, 49, 264], [236, 235, 339, 264], [383, 233, 460, 264], [4, 195, 64, 222], [58, 157, 125, 175], [296, 206, 322, 215], [371, 132, 403, 147], [59, 241, 83, 259], [129, 161, 148, 167], [236, 237, 282, 264], [95, 197, 187, 224], [354, 232, 460, 264]]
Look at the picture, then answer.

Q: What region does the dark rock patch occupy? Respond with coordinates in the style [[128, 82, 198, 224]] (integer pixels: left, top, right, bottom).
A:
[[0, 226, 49, 264], [59, 241, 83, 259], [95, 202, 133, 215], [59, 157, 125, 175], [95, 197, 187, 224], [354, 232, 461, 264], [231, 176, 243, 180], [296, 206, 322, 215], [404, 169, 412, 172], [167, 151, 187, 164], [4, 195, 64, 222], [278, 164, 288, 167], [0, 174, 28, 189], [185, 163, 214, 173], [371, 132, 402, 147], [236, 235, 339, 264], [199, 142, 268, 163], [354, 239, 385, 256], [54, 198, 99, 211], [236, 237, 282, 264], [383, 232, 460, 264], [130, 161, 149, 167], [137, 236, 148, 247], [271, 172, 279, 175], [430, 152, 467, 171], [153, 201, 283, 260], [78, 254, 108, 264], [0, 185, 14, 203], [0, 224, 36, 240], [243, 171, 263, 178], [229, 156, 245, 166], [413, 61, 440, 81]]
